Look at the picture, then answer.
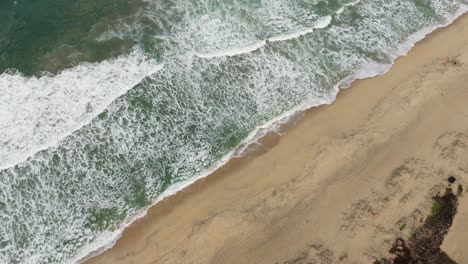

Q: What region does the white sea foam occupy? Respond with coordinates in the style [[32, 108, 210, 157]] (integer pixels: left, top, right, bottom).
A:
[[74, 5, 468, 264], [193, 41, 267, 59], [194, 16, 332, 59], [337, 0, 361, 15], [0, 49, 162, 170], [340, 3, 468, 89], [269, 16, 332, 42], [2, 0, 467, 263]]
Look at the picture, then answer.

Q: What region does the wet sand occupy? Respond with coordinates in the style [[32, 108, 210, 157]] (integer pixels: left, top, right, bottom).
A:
[[86, 14, 468, 264]]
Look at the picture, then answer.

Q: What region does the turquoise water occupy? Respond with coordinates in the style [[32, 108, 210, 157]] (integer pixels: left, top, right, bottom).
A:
[[0, 0, 467, 262]]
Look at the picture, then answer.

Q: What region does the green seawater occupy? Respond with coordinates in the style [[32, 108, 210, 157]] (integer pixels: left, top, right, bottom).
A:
[[0, 0, 466, 263], [0, 0, 146, 75]]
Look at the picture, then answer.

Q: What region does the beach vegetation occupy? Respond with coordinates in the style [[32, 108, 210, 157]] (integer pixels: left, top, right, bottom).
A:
[[431, 200, 444, 216], [377, 187, 459, 263], [399, 223, 407, 231]]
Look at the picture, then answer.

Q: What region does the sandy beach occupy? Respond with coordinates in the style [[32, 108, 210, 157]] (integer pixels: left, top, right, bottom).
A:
[[86, 14, 468, 264]]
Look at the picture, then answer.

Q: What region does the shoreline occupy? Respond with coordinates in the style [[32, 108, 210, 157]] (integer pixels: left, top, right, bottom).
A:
[[78, 9, 468, 262], [85, 13, 468, 264]]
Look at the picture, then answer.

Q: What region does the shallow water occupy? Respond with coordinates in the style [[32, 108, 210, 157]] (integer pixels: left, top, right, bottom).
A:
[[0, 0, 467, 262]]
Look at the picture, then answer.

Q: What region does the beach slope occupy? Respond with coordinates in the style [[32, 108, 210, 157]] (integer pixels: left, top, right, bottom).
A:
[[86, 14, 468, 264]]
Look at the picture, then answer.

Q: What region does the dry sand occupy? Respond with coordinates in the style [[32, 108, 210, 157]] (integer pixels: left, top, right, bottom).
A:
[[442, 193, 468, 262], [86, 14, 468, 264]]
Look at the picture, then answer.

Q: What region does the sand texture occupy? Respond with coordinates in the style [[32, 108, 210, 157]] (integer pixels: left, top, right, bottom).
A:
[[86, 14, 468, 264]]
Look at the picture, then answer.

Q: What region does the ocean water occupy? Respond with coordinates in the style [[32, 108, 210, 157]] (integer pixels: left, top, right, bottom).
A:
[[0, 0, 467, 262]]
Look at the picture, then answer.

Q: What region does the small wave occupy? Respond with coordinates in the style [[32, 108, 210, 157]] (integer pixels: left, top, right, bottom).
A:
[[337, 0, 361, 15], [0, 49, 162, 170], [193, 41, 267, 59], [75, 5, 468, 263], [268, 16, 332, 42], [3, 0, 467, 262], [193, 16, 332, 59]]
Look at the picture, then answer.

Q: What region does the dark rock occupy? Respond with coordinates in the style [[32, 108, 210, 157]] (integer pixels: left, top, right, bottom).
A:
[[389, 238, 412, 264], [448, 176, 456, 184], [376, 188, 459, 264]]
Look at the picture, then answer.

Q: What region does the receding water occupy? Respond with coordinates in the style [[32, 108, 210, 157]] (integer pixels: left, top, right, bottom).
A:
[[0, 0, 467, 262]]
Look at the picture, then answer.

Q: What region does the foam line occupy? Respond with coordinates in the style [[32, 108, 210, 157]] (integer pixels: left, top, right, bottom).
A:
[[193, 41, 267, 59], [269, 16, 332, 42], [193, 16, 332, 59], [337, 0, 361, 15], [75, 6, 468, 264], [0, 49, 163, 170]]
